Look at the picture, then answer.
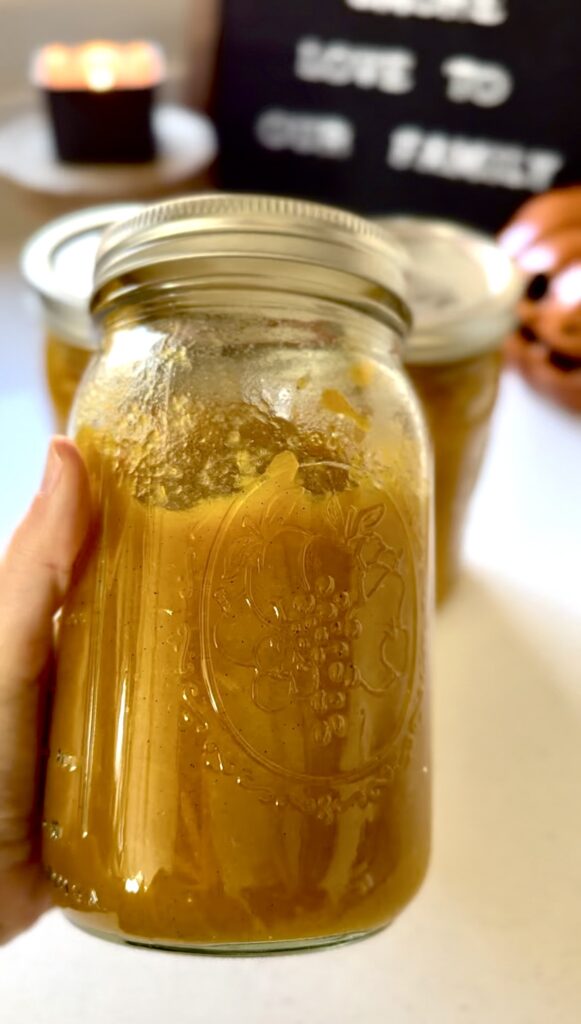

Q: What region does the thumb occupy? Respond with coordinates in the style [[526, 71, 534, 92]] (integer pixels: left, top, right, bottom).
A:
[[0, 437, 91, 869]]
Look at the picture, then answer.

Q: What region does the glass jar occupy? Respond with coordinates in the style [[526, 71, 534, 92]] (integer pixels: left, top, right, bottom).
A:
[[43, 195, 432, 953], [21, 204, 142, 428], [376, 217, 522, 604]]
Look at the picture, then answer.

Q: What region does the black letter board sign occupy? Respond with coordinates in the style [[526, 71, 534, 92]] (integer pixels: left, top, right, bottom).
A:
[[214, 0, 581, 231]]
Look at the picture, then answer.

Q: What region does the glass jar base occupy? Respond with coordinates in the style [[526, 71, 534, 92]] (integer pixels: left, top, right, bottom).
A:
[[65, 912, 389, 956]]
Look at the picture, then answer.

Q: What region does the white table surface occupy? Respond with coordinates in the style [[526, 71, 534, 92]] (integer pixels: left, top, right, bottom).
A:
[[1, 247, 580, 1024]]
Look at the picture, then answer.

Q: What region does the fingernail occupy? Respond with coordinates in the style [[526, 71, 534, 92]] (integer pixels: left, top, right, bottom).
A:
[[40, 441, 64, 497]]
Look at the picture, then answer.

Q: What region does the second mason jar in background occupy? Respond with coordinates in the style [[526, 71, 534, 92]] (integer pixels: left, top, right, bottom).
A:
[[43, 194, 432, 953], [376, 217, 522, 604], [21, 203, 142, 428]]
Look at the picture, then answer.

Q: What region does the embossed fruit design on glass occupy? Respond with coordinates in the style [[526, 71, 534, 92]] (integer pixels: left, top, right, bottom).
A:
[[42, 195, 432, 952]]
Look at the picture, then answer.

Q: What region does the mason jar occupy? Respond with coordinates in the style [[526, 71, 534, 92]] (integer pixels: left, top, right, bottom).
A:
[[376, 216, 522, 604], [43, 194, 432, 953], [21, 203, 141, 428]]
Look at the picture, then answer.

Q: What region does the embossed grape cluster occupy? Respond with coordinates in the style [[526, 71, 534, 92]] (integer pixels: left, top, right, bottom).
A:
[[290, 573, 362, 747]]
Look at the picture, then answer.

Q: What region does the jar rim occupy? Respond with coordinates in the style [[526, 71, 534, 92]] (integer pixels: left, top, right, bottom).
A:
[[92, 193, 412, 334]]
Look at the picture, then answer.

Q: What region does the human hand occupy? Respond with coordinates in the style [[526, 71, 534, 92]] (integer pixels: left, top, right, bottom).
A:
[[0, 438, 90, 944]]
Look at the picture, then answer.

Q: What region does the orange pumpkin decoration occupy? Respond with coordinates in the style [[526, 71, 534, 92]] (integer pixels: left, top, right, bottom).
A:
[[499, 186, 581, 412]]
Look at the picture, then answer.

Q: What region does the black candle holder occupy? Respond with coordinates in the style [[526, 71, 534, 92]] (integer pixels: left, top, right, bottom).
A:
[[44, 86, 157, 164], [31, 41, 165, 165]]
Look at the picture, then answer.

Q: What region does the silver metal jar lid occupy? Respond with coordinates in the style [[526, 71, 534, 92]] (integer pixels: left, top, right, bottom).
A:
[[21, 202, 143, 350], [92, 193, 411, 334], [374, 215, 523, 364]]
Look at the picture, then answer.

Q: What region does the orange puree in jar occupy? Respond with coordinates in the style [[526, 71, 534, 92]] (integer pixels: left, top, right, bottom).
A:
[[45, 333, 91, 428], [408, 349, 501, 604], [44, 395, 429, 949], [374, 214, 521, 603]]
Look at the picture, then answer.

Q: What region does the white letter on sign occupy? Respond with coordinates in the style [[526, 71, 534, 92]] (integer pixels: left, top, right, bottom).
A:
[[254, 109, 355, 160], [387, 125, 424, 169], [344, 0, 507, 26], [295, 36, 416, 94], [471, 0, 507, 25], [442, 55, 513, 107]]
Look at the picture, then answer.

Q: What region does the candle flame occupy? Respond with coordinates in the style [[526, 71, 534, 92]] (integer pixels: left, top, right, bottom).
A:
[[31, 41, 165, 91], [81, 44, 120, 92]]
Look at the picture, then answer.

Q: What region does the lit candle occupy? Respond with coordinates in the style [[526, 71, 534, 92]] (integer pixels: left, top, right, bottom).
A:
[[31, 41, 166, 163]]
